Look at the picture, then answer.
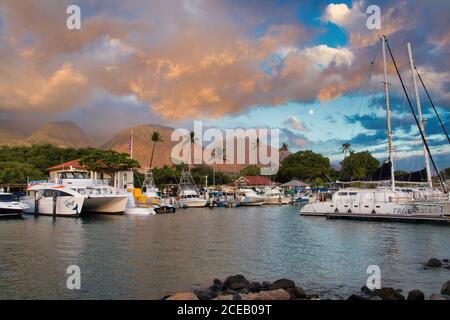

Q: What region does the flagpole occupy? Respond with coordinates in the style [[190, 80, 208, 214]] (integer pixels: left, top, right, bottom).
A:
[[130, 130, 134, 160]]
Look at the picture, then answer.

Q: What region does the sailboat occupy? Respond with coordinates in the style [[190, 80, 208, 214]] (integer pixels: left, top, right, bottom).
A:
[[300, 37, 449, 221], [177, 169, 207, 208]]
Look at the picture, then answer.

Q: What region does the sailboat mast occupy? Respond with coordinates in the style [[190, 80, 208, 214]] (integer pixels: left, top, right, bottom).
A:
[[407, 42, 433, 188], [382, 36, 396, 190]]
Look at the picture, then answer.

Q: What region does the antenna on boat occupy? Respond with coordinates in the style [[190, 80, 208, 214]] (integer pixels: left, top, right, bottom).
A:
[[381, 35, 396, 190], [407, 42, 433, 189]]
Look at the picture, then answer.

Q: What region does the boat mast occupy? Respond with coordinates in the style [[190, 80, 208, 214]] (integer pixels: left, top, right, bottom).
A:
[[382, 36, 395, 190], [407, 42, 433, 188]]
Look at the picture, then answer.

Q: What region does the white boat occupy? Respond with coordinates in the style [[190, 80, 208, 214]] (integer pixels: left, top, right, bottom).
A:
[[237, 189, 266, 206], [176, 169, 207, 208], [300, 188, 449, 218], [0, 191, 28, 217], [264, 188, 290, 205], [24, 170, 128, 216], [301, 39, 450, 221], [178, 189, 207, 208]]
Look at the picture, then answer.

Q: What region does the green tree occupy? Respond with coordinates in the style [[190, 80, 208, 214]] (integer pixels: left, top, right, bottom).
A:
[[339, 143, 352, 159], [0, 162, 46, 184], [279, 143, 289, 152], [80, 149, 140, 177], [276, 150, 331, 183], [340, 151, 380, 181], [240, 165, 260, 176], [149, 131, 163, 169]]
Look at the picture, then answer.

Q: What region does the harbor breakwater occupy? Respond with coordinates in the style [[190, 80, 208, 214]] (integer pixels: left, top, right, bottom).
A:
[[164, 258, 450, 301]]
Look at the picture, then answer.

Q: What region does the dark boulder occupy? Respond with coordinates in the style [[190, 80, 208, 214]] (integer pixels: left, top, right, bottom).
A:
[[441, 280, 450, 296], [426, 258, 442, 268], [286, 287, 306, 299], [239, 289, 249, 295], [267, 278, 296, 291], [223, 275, 249, 290], [249, 281, 263, 292], [347, 294, 369, 300], [443, 259, 449, 263], [407, 289, 425, 300], [360, 285, 374, 297], [373, 287, 405, 300], [213, 278, 223, 286], [194, 289, 217, 300]]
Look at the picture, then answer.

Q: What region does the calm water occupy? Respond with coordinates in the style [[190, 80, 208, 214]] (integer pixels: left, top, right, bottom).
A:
[[0, 205, 449, 299]]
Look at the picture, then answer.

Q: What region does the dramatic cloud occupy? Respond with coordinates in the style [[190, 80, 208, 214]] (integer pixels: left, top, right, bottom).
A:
[[284, 116, 309, 132], [0, 0, 449, 147]]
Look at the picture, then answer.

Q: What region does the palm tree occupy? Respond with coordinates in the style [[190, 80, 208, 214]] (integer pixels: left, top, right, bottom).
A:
[[340, 143, 352, 159], [210, 147, 226, 186], [149, 131, 163, 169], [184, 131, 198, 172], [279, 143, 289, 152]]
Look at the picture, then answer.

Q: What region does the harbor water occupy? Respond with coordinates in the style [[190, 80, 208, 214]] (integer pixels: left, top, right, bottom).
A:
[[0, 205, 449, 299]]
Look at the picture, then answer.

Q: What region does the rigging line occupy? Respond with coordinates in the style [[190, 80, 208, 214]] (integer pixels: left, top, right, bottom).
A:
[[414, 67, 450, 143], [385, 37, 447, 192]]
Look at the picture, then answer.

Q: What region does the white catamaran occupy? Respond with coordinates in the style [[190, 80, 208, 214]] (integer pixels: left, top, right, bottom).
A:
[[301, 37, 449, 220], [23, 170, 129, 217]]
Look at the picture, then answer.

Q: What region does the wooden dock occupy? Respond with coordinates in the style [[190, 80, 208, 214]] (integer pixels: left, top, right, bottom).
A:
[[325, 212, 450, 225]]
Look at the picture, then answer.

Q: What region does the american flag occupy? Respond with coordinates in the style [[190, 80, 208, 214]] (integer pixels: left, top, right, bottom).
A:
[[127, 131, 133, 154]]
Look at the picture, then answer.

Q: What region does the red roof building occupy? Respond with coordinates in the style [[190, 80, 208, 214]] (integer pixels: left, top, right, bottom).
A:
[[234, 175, 273, 186], [47, 159, 85, 172]]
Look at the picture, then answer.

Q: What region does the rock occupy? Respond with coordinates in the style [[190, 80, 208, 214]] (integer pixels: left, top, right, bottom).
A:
[[430, 294, 448, 300], [208, 284, 224, 293], [360, 285, 374, 296], [306, 294, 320, 300], [222, 289, 238, 296], [262, 281, 272, 289], [223, 275, 249, 290], [249, 281, 263, 292], [267, 279, 296, 291], [194, 289, 217, 300], [426, 258, 442, 268], [347, 294, 369, 301], [407, 289, 425, 300], [167, 292, 199, 300], [240, 289, 290, 300], [229, 282, 249, 291], [373, 287, 405, 300], [213, 278, 223, 286], [441, 280, 450, 296], [443, 259, 449, 263], [233, 293, 242, 300], [239, 289, 249, 295], [286, 287, 306, 299], [369, 296, 382, 300], [213, 295, 234, 300]]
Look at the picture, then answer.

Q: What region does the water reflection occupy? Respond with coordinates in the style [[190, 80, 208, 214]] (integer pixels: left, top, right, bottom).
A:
[[0, 206, 449, 299]]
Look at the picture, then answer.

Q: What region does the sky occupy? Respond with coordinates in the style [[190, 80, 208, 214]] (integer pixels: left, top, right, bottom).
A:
[[0, 0, 449, 170]]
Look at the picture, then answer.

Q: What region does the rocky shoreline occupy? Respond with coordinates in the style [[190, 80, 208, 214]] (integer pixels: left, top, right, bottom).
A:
[[164, 258, 450, 301]]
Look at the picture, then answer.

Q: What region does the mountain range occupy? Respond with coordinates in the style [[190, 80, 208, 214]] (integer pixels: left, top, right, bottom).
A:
[[0, 121, 290, 172]]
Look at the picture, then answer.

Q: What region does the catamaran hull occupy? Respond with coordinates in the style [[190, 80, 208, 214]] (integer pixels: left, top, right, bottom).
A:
[[300, 201, 450, 218], [83, 196, 128, 214], [24, 196, 85, 217]]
